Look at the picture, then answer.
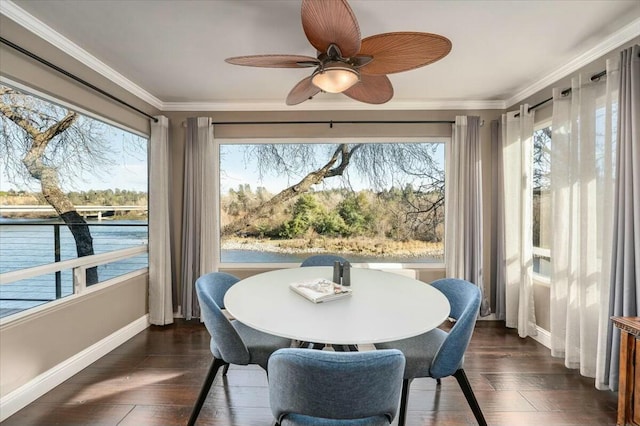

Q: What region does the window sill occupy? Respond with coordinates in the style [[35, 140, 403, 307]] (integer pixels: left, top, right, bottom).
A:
[[217, 262, 445, 270], [533, 274, 551, 288]]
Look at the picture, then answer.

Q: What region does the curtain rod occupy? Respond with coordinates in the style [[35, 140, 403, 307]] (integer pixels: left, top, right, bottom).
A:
[[211, 120, 455, 127], [514, 65, 620, 117], [0, 37, 158, 123], [515, 49, 640, 117]]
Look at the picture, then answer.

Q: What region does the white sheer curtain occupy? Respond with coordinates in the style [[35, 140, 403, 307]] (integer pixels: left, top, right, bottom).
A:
[[148, 115, 173, 325], [446, 116, 490, 316], [550, 58, 619, 385], [499, 105, 537, 337], [180, 117, 215, 320]]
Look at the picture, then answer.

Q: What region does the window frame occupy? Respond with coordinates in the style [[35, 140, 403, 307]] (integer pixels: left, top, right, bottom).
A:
[[214, 136, 450, 271], [0, 77, 150, 321]]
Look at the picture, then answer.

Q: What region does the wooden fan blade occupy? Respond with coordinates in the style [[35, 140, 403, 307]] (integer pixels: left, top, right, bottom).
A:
[[343, 74, 393, 104], [226, 54, 319, 68], [301, 0, 361, 58], [358, 32, 452, 75], [286, 76, 322, 105]]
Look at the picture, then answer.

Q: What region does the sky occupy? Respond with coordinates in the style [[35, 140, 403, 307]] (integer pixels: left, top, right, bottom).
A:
[[1, 83, 148, 194], [219, 144, 346, 193], [1, 136, 444, 196], [0, 128, 148, 193], [219, 142, 446, 195]]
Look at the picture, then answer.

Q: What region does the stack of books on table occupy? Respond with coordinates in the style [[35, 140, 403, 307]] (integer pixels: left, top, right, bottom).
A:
[[289, 278, 352, 303]]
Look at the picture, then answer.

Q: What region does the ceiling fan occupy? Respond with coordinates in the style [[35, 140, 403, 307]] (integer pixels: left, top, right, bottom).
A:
[[225, 0, 452, 105]]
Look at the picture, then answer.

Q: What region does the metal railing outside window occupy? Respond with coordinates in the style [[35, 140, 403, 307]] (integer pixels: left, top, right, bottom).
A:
[[0, 221, 148, 318]]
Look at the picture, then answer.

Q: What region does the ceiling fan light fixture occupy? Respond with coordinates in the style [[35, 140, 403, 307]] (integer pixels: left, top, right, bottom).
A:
[[311, 64, 360, 93], [226, 0, 452, 105]]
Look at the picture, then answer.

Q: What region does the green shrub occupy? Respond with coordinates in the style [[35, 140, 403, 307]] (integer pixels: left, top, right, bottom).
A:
[[312, 212, 347, 236], [337, 193, 373, 235]]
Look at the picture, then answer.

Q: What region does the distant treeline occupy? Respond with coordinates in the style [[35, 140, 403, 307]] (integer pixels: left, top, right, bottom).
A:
[[1, 189, 148, 206], [221, 184, 444, 243], [67, 189, 148, 206]]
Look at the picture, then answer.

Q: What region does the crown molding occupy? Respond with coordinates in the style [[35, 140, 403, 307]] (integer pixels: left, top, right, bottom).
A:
[[3, 0, 636, 114], [162, 99, 506, 112], [0, 0, 164, 110], [506, 16, 640, 108]]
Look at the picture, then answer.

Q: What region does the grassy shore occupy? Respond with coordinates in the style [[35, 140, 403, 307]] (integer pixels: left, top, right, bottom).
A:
[[222, 236, 444, 259]]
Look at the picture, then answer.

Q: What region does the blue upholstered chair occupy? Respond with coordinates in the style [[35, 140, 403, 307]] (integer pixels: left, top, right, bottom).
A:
[[300, 254, 348, 267], [375, 278, 487, 426], [188, 272, 292, 426], [268, 348, 406, 426]]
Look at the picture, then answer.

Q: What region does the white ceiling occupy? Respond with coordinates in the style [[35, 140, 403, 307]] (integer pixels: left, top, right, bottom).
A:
[[2, 0, 639, 111]]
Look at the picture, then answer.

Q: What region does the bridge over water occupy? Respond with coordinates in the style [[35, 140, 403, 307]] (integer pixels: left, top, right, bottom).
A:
[[0, 205, 148, 220]]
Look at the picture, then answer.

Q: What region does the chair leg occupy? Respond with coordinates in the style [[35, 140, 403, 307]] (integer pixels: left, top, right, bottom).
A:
[[222, 362, 230, 376], [397, 378, 411, 426], [187, 357, 226, 426], [453, 369, 487, 426]]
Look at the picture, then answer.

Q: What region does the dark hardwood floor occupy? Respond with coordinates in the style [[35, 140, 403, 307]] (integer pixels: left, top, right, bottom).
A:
[[3, 321, 618, 426]]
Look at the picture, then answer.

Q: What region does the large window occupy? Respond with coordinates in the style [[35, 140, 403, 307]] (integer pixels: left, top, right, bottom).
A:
[[0, 82, 148, 318], [532, 124, 551, 278], [218, 139, 446, 265]]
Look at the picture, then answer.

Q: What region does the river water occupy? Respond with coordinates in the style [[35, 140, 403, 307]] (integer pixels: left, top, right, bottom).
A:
[[0, 218, 149, 317], [0, 218, 442, 318]]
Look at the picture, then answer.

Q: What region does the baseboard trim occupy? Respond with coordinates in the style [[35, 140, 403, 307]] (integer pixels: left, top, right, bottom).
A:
[[0, 314, 150, 422], [474, 317, 551, 349], [530, 325, 551, 349]]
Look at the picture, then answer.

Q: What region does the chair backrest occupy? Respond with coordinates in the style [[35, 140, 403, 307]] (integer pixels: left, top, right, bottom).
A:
[[196, 272, 251, 365], [429, 278, 481, 379], [269, 348, 405, 425], [300, 254, 348, 267]]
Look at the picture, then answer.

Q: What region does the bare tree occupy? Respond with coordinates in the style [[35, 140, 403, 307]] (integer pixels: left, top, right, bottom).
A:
[[0, 85, 114, 284], [533, 126, 552, 190], [223, 143, 362, 234], [222, 142, 445, 239], [532, 126, 552, 248]]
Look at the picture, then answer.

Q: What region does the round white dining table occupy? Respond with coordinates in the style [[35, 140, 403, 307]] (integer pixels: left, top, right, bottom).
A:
[[224, 266, 451, 346]]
